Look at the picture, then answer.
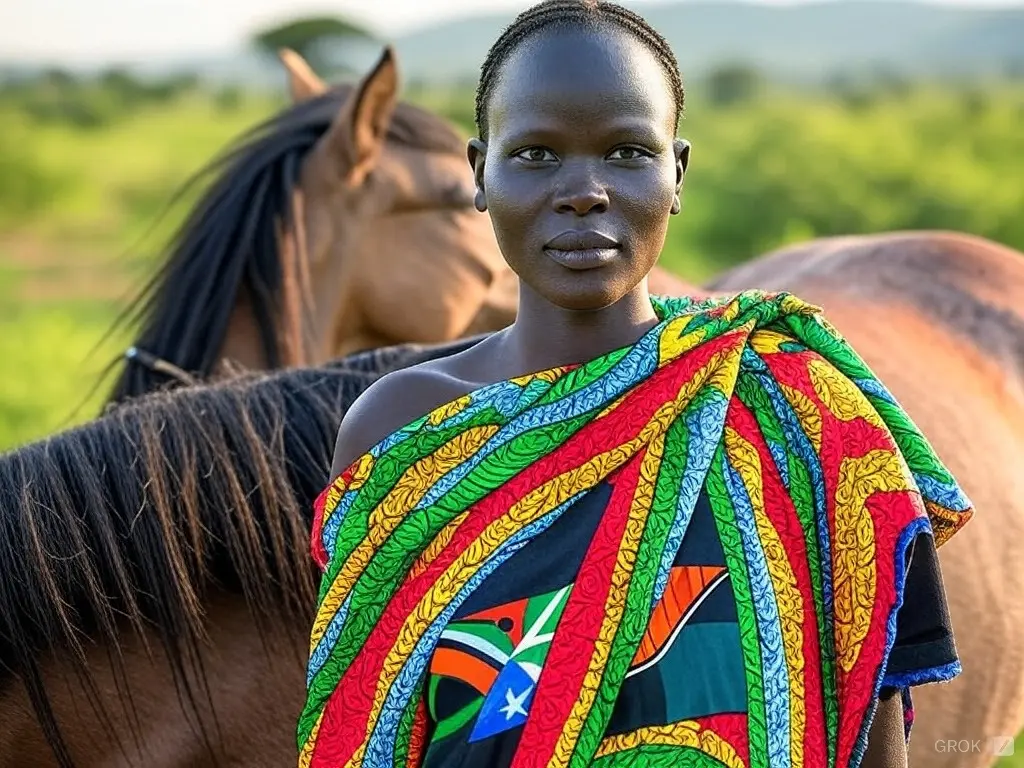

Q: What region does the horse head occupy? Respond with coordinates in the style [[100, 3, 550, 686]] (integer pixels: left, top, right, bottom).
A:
[[108, 48, 504, 403]]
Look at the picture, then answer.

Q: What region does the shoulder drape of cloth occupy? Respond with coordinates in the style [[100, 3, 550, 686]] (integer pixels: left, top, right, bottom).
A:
[[297, 290, 972, 768]]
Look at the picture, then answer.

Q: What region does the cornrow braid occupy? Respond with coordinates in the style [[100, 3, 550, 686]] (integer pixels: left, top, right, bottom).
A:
[[474, 0, 684, 139]]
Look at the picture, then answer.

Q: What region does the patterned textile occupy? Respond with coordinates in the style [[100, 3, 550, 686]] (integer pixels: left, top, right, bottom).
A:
[[297, 290, 972, 768]]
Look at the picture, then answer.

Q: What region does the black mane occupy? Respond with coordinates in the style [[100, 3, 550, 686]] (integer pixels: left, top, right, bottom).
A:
[[0, 336, 482, 767]]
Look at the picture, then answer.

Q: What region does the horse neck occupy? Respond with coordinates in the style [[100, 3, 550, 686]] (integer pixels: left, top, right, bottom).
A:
[[217, 192, 316, 376], [0, 592, 307, 768]]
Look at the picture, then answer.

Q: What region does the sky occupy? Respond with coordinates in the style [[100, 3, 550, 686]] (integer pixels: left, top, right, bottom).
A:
[[2, 0, 1021, 65]]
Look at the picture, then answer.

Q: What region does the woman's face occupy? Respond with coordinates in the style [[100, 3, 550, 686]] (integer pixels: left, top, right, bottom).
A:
[[469, 24, 689, 312]]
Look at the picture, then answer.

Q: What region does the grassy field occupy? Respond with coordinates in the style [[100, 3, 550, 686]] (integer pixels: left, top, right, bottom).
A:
[[0, 90, 284, 446], [1, 74, 1023, 764]]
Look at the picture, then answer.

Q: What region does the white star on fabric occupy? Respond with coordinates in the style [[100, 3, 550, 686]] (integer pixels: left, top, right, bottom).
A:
[[499, 684, 533, 720]]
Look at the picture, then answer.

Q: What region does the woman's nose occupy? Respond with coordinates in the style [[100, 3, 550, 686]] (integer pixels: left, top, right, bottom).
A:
[[552, 165, 610, 215]]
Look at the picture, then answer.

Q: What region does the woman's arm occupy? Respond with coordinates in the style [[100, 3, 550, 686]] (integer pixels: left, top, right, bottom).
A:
[[860, 691, 908, 768]]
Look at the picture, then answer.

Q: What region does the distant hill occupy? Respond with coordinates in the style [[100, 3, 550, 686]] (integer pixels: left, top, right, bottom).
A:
[[2, 1, 1022, 87], [392, 0, 1024, 84]]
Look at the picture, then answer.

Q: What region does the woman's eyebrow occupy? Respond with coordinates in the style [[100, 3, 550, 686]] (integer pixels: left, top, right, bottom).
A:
[[497, 121, 665, 148]]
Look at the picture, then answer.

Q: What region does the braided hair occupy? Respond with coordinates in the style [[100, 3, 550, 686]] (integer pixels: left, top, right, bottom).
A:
[[474, 0, 684, 139]]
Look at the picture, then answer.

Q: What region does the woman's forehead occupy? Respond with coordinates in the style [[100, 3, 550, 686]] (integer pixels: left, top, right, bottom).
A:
[[487, 27, 675, 137]]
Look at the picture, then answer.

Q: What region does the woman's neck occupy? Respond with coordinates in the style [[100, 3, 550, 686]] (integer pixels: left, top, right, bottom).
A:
[[503, 281, 660, 373]]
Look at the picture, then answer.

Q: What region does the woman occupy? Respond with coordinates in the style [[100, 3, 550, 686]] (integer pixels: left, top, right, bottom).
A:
[[296, 2, 972, 766]]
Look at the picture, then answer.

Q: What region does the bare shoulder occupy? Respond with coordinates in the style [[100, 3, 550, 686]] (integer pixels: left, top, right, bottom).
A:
[[328, 356, 482, 481]]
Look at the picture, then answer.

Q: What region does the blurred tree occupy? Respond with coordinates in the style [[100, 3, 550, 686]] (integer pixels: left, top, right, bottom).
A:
[[705, 63, 763, 107], [40, 67, 76, 88], [960, 86, 990, 117], [868, 65, 911, 99], [214, 86, 244, 113], [251, 16, 377, 75]]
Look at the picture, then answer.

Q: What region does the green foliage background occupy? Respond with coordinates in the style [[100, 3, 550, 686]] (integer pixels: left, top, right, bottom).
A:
[[1, 74, 1023, 464]]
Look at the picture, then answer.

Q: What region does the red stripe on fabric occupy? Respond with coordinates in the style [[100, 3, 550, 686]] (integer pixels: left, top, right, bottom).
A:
[[405, 697, 428, 768], [510, 448, 647, 768], [724, 394, 827, 766], [309, 330, 745, 765], [310, 482, 333, 569], [696, 712, 750, 764], [835, 487, 919, 765], [311, 471, 353, 569]]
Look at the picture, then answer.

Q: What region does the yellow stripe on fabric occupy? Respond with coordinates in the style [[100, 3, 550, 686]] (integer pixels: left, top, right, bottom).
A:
[[298, 710, 324, 768], [926, 499, 967, 548], [320, 452, 374, 525], [833, 449, 912, 673], [779, 293, 822, 319], [595, 720, 745, 768], [549, 433, 665, 768], [723, 425, 806, 768], [310, 425, 496, 648], [427, 394, 471, 425], [749, 329, 793, 355], [657, 315, 707, 365], [806, 359, 885, 430], [706, 330, 749, 395], [720, 296, 743, 323], [779, 383, 823, 454], [510, 367, 569, 387]]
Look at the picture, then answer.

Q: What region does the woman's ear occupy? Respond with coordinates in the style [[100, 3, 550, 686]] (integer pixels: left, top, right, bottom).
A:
[[467, 138, 488, 213], [671, 138, 691, 215]]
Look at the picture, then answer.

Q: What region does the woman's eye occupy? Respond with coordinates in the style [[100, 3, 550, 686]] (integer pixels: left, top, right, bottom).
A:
[[608, 147, 651, 161], [515, 147, 556, 162]]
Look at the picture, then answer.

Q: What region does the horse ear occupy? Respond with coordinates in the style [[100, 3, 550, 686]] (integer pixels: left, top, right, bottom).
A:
[[318, 45, 399, 187], [278, 48, 327, 102]]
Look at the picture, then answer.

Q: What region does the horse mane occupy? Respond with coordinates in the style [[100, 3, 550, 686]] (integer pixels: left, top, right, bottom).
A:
[[103, 84, 466, 406], [0, 338, 482, 767]]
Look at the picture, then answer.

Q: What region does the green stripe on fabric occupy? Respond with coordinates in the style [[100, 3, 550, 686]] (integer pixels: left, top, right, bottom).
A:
[[535, 346, 632, 408], [430, 698, 482, 744], [592, 742, 730, 767]]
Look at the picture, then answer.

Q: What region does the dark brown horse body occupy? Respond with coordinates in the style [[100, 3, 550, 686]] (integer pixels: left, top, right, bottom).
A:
[[0, 344, 476, 767], [5, 48, 1020, 768]]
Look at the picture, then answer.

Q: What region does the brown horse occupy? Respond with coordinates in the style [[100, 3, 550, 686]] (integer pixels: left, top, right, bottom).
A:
[[106, 47, 506, 404]]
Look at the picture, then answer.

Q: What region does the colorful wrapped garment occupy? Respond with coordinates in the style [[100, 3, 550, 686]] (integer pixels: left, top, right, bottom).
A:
[[297, 290, 972, 768]]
